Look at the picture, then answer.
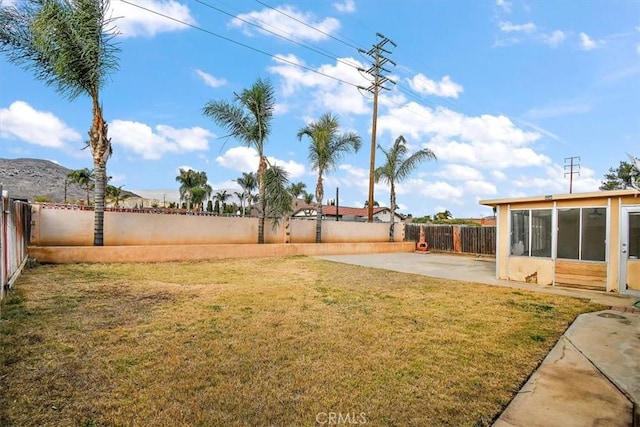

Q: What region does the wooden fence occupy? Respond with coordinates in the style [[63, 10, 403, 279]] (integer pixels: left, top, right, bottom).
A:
[[0, 190, 31, 301], [404, 224, 496, 256]]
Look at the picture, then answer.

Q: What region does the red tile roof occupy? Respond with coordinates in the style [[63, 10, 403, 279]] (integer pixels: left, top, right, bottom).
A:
[[293, 204, 389, 217]]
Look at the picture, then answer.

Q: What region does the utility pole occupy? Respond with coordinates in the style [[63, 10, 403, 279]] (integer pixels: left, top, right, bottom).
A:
[[358, 33, 397, 222], [564, 156, 580, 194]]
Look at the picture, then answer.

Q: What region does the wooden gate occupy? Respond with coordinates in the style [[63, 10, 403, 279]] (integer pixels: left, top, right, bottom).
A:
[[404, 224, 495, 255], [0, 190, 31, 301]]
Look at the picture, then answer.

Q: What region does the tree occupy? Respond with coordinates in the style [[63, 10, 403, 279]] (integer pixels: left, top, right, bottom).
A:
[[105, 184, 130, 207], [297, 112, 361, 243], [204, 78, 275, 243], [412, 215, 432, 223], [1, 0, 120, 245], [67, 168, 95, 205], [434, 210, 453, 221], [263, 163, 293, 226], [236, 172, 257, 216], [288, 181, 307, 199], [375, 135, 437, 242], [600, 161, 635, 190], [175, 168, 212, 211], [214, 190, 231, 215], [233, 191, 245, 215]]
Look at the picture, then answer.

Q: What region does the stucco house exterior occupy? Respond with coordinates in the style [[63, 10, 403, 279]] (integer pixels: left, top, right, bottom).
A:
[[479, 189, 640, 295]]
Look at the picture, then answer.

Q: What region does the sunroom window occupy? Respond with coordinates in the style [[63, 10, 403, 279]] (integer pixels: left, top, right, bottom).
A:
[[557, 207, 606, 261], [510, 209, 552, 257]]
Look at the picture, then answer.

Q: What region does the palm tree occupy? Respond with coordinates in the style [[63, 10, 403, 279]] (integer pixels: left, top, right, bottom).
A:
[[375, 135, 437, 242], [234, 191, 245, 215], [0, 0, 119, 246], [204, 79, 275, 243], [67, 168, 95, 205], [288, 181, 307, 199], [175, 168, 212, 211], [105, 184, 130, 207], [214, 190, 231, 215], [303, 193, 314, 205], [297, 112, 361, 243], [263, 163, 293, 226], [235, 171, 257, 216], [435, 210, 453, 221]]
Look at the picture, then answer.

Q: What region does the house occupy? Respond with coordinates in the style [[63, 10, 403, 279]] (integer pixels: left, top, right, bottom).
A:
[[292, 204, 405, 222], [479, 189, 640, 295]]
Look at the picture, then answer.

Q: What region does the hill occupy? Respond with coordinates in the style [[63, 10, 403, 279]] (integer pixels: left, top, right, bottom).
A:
[[0, 158, 137, 203]]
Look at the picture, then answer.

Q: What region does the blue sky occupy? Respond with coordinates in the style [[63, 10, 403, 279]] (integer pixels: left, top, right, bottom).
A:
[[1, 0, 639, 218]]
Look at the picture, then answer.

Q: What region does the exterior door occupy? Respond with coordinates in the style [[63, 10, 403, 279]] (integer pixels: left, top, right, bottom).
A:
[[620, 207, 640, 294]]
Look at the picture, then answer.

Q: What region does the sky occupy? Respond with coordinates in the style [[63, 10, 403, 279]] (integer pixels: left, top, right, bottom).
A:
[[1, 0, 639, 218]]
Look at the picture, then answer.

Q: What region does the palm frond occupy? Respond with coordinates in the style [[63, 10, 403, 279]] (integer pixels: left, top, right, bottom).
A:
[[263, 163, 292, 229], [1, 0, 119, 101]]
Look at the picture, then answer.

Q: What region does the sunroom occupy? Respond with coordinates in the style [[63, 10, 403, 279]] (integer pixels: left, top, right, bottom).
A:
[[479, 189, 640, 295]]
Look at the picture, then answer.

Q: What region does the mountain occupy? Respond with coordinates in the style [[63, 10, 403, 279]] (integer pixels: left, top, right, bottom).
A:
[[0, 158, 137, 203]]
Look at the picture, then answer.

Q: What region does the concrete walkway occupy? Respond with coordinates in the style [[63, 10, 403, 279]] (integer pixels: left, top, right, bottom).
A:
[[315, 253, 640, 426]]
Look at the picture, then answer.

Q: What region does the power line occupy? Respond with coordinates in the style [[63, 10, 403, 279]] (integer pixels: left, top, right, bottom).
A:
[[193, 0, 361, 72], [251, 0, 362, 51], [118, 0, 530, 160], [118, 0, 362, 89]]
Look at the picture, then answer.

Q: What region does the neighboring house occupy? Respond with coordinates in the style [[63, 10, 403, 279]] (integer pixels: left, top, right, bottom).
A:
[[292, 204, 405, 222], [480, 189, 640, 295]]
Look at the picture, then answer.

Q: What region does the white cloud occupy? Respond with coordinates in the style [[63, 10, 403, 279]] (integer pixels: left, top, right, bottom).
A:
[[434, 164, 483, 181], [267, 158, 306, 178], [111, 0, 195, 38], [230, 6, 340, 41], [377, 103, 547, 170], [465, 180, 497, 196], [636, 43, 640, 55], [491, 170, 507, 181], [407, 74, 464, 98], [333, 0, 356, 13], [216, 146, 258, 172], [110, 120, 211, 159], [542, 30, 566, 47], [0, 101, 81, 148], [579, 32, 603, 50], [195, 69, 227, 88], [496, 0, 512, 13], [400, 179, 464, 201], [215, 146, 306, 178], [499, 21, 536, 34], [512, 164, 600, 194], [268, 54, 369, 115]]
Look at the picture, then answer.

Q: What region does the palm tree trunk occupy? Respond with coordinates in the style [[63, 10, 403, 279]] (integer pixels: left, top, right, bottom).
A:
[[90, 100, 110, 247], [257, 156, 267, 244], [94, 161, 106, 246], [315, 174, 324, 244], [389, 182, 396, 242], [315, 202, 322, 243]]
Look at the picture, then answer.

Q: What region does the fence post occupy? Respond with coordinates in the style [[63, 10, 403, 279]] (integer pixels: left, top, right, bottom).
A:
[[453, 225, 461, 253], [0, 185, 4, 301]]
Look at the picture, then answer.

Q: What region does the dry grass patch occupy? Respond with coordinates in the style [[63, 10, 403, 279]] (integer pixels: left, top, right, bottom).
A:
[[0, 256, 604, 426]]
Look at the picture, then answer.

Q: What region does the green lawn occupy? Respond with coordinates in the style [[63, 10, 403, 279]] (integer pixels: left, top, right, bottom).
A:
[[0, 256, 604, 426]]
